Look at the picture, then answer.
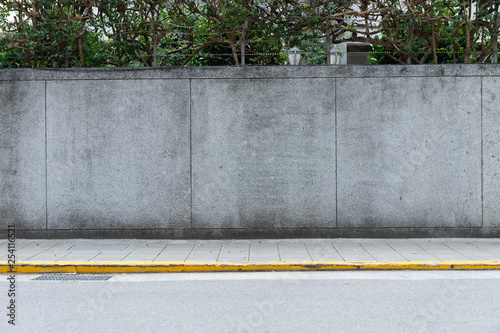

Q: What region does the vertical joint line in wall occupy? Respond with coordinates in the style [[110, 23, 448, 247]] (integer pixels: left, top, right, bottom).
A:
[[481, 77, 483, 227], [189, 79, 193, 228], [335, 78, 338, 228], [45, 80, 48, 230]]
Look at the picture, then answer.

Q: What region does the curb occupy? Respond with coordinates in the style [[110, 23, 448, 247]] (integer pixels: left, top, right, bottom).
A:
[[2, 261, 500, 274]]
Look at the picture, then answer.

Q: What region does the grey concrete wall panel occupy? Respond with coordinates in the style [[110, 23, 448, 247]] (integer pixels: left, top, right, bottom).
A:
[[337, 77, 482, 228], [1, 66, 499, 238], [192, 78, 336, 229], [483, 77, 500, 227], [46, 79, 190, 229], [0, 81, 46, 229]]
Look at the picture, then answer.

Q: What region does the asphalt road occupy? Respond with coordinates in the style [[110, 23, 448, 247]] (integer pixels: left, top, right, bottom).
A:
[[1, 271, 500, 332]]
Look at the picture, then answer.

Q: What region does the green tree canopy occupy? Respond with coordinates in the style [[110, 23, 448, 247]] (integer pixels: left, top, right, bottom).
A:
[[0, 0, 498, 67]]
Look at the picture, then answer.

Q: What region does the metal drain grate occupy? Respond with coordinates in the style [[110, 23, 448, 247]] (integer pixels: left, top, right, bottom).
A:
[[32, 275, 112, 281]]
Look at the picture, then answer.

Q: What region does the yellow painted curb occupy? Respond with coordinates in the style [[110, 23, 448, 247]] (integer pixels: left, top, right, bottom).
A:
[[2, 260, 500, 274]]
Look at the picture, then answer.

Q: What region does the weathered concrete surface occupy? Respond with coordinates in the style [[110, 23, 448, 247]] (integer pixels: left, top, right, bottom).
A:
[[0, 64, 499, 81], [191, 78, 336, 229], [337, 77, 482, 228], [483, 77, 500, 227], [7, 227, 500, 239], [46, 79, 191, 229], [0, 81, 46, 229], [0, 65, 499, 238]]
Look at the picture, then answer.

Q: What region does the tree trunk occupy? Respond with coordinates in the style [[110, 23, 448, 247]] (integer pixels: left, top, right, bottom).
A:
[[494, 33, 498, 64], [78, 36, 84, 67], [431, 22, 438, 64], [240, 17, 249, 66], [227, 35, 240, 66], [494, 8, 499, 64], [65, 42, 69, 68], [464, 0, 472, 63], [150, 20, 158, 67], [407, 21, 414, 64], [326, 27, 331, 64]]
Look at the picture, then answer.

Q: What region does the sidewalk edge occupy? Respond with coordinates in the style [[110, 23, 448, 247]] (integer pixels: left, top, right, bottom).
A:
[[2, 260, 500, 273]]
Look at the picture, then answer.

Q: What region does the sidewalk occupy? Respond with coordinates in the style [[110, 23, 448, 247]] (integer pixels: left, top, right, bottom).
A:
[[2, 238, 500, 274]]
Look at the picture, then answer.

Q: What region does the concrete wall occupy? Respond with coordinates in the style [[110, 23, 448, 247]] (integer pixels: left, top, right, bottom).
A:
[[1, 65, 499, 238]]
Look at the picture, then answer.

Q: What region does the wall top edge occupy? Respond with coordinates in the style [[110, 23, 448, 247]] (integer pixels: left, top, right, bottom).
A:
[[0, 64, 499, 81]]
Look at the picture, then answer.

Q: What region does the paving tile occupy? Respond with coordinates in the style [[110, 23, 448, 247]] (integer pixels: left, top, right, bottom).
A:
[[56, 251, 102, 262], [470, 242, 500, 258], [0, 239, 34, 252], [154, 244, 195, 261], [305, 242, 344, 261], [414, 241, 470, 261], [18, 250, 54, 260], [69, 243, 130, 251], [0, 243, 41, 260], [116, 241, 168, 253], [332, 242, 375, 261], [443, 241, 499, 260], [17, 240, 67, 253], [186, 243, 222, 261], [249, 243, 280, 262], [27, 251, 73, 261], [90, 251, 130, 262], [118, 242, 170, 261], [278, 243, 311, 261], [359, 242, 408, 261], [122, 248, 164, 261], [387, 242, 438, 261], [217, 243, 250, 262], [7, 238, 500, 264], [19, 241, 74, 260]]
